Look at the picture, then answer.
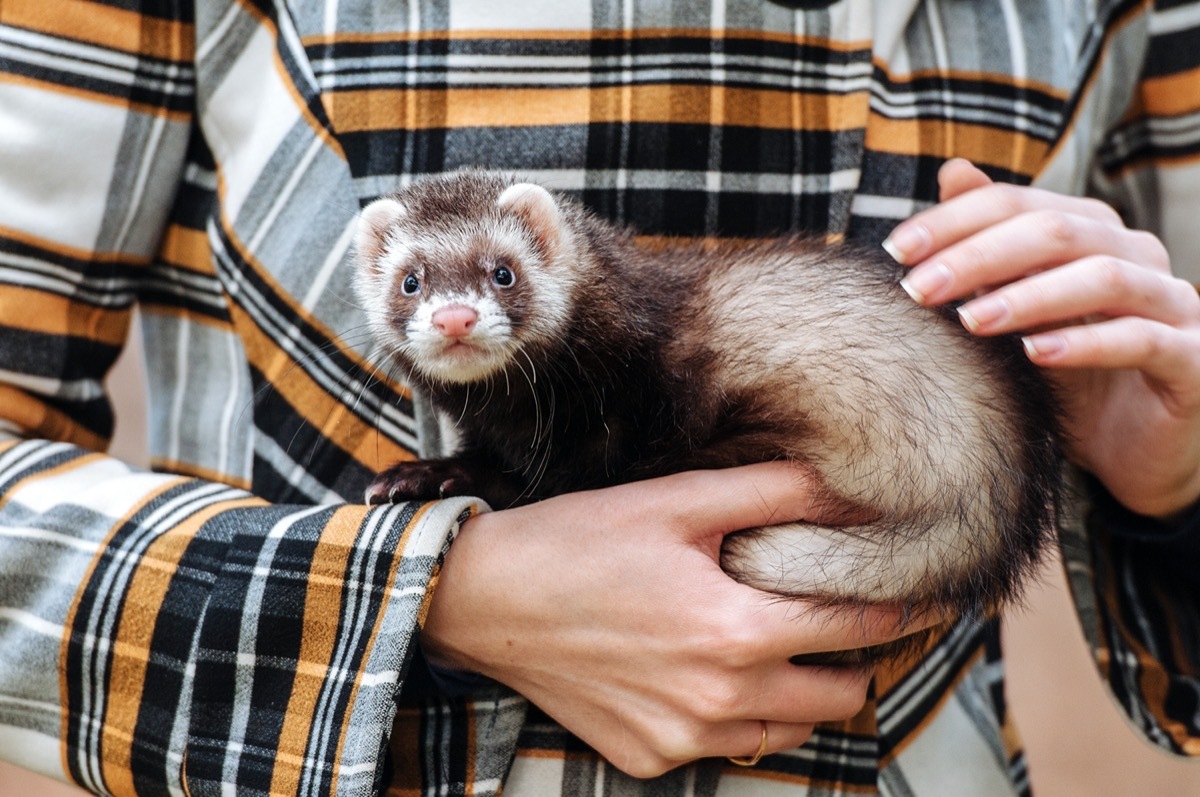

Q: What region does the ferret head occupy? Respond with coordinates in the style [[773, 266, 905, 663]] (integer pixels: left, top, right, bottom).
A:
[[354, 172, 582, 385]]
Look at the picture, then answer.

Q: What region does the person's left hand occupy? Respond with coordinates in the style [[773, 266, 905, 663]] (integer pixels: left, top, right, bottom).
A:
[[883, 158, 1200, 520]]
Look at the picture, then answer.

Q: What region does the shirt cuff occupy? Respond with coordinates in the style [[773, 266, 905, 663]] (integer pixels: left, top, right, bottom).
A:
[[1088, 476, 1200, 557], [400, 645, 497, 702]]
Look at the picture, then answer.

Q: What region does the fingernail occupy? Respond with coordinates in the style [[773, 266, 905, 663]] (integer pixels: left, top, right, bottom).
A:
[[957, 296, 1010, 332], [899, 262, 952, 304], [1022, 334, 1067, 360], [882, 223, 931, 264]]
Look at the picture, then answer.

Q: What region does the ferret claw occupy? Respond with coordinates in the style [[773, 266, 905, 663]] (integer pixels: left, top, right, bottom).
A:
[[367, 459, 478, 504]]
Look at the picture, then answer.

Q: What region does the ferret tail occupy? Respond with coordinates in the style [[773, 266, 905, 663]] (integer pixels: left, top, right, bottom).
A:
[[719, 509, 1052, 615]]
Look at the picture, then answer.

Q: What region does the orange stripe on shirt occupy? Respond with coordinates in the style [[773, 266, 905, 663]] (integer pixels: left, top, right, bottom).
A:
[[158, 226, 217, 276], [325, 85, 868, 134], [1139, 65, 1200, 119], [0, 285, 130, 347], [0, 385, 111, 453], [864, 113, 1050, 177]]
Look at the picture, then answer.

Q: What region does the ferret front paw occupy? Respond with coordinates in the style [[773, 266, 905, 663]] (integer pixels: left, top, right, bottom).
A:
[[365, 460, 479, 504]]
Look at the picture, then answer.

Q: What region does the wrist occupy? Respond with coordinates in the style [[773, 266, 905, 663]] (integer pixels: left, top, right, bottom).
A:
[[421, 516, 479, 673], [1087, 454, 1200, 520], [421, 510, 516, 677]]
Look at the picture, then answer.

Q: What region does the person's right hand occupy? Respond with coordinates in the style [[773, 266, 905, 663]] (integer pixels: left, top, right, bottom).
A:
[[420, 462, 934, 778], [889, 159, 1200, 519]]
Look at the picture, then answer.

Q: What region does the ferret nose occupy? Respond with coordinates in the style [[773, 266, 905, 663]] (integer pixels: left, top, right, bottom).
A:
[[432, 305, 478, 338]]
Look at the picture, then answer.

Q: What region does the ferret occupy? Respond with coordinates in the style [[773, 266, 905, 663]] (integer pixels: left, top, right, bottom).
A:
[[353, 171, 1062, 656]]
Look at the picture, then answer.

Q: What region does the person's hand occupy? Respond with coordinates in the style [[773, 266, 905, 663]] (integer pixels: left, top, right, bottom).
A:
[[420, 463, 928, 778], [885, 159, 1200, 518]]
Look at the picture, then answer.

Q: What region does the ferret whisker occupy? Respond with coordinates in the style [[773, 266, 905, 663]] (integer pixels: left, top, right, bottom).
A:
[[456, 383, 473, 428], [511, 354, 543, 450]]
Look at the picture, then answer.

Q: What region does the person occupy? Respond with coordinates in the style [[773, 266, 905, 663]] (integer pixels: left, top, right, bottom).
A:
[[0, 1, 1197, 794]]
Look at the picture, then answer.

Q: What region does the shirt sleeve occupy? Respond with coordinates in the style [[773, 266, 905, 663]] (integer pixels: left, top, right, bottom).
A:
[[0, 2, 479, 794], [1068, 0, 1200, 758], [0, 442, 478, 795]]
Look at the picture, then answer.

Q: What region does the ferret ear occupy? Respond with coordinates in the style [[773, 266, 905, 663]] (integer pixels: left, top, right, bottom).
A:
[[497, 183, 564, 255], [355, 197, 406, 265]]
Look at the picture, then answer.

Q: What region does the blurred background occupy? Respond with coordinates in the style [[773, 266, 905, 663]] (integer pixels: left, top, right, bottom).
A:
[[2, 320, 1197, 796]]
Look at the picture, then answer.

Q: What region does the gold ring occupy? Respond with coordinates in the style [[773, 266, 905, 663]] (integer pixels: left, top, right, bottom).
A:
[[727, 721, 768, 767]]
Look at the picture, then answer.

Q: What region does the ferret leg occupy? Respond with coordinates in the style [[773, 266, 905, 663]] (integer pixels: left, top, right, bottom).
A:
[[365, 457, 483, 504], [365, 449, 530, 508]]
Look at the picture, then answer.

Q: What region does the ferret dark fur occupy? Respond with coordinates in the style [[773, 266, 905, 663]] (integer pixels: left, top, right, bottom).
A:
[[353, 171, 1063, 652]]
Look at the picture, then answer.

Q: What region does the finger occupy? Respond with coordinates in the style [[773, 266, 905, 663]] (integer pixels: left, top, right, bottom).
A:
[[1023, 317, 1200, 389], [679, 652, 873, 728], [937, 158, 993, 201], [693, 665, 869, 761], [599, 663, 868, 775], [958, 257, 1200, 335], [630, 720, 816, 776], [899, 209, 1168, 305], [648, 462, 822, 540], [754, 720, 818, 761], [731, 656, 874, 723], [717, 720, 816, 766], [883, 182, 1126, 266], [727, 591, 944, 662], [665, 720, 812, 766]]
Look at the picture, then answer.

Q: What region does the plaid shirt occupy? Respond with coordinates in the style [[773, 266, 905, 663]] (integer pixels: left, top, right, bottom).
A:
[[1, 0, 1198, 794]]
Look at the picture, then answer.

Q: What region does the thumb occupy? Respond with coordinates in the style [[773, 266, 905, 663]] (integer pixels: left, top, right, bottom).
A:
[[938, 157, 993, 201], [644, 462, 820, 544]]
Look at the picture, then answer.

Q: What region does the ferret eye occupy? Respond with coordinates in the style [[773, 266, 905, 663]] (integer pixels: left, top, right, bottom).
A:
[[401, 274, 420, 295], [492, 266, 515, 288]]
